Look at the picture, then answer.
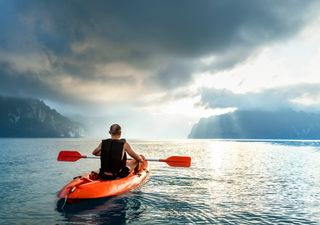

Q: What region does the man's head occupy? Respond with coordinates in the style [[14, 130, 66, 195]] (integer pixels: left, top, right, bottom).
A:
[[109, 124, 121, 137]]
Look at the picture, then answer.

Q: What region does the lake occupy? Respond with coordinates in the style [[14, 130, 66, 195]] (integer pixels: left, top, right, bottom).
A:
[[0, 138, 319, 224]]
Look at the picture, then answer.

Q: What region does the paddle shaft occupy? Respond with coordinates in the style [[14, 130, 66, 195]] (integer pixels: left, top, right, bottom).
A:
[[58, 151, 191, 167], [79, 156, 172, 162]]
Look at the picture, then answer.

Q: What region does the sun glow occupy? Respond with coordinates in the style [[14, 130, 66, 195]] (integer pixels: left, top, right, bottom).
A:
[[138, 95, 236, 119], [291, 95, 320, 106], [195, 16, 320, 96]]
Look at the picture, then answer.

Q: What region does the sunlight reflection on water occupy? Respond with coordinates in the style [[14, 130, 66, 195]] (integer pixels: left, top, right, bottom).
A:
[[0, 139, 319, 224]]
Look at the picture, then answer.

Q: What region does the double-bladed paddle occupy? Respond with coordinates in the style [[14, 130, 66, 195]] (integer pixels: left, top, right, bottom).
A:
[[57, 150, 191, 167]]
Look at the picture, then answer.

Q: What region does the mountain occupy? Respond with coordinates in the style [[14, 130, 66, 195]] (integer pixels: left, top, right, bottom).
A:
[[0, 96, 85, 137], [188, 110, 320, 139]]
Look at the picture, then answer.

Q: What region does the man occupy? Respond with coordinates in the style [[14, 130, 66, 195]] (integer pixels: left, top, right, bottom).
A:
[[92, 124, 145, 180]]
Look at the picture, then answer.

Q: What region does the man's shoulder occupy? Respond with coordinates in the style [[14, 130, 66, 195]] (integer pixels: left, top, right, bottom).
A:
[[123, 140, 130, 147]]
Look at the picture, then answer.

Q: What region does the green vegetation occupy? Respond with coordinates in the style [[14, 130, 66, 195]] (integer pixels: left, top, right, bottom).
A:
[[0, 96, 84, 137], [189, 110, 320, 139]]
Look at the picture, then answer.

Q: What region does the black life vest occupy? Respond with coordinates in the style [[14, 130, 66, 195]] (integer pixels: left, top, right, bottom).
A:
[[100, 138, 127, 174]]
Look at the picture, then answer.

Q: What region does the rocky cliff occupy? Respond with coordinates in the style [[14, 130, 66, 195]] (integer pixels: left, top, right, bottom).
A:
[[189, 110, 320, 139], [0, 96, 85, 137]]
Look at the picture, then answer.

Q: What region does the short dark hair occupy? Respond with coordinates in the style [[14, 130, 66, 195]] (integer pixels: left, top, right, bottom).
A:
[[109, 124, 121, 135]]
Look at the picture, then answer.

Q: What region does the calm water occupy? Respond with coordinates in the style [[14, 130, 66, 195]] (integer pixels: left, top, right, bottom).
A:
[[0, 138, 320, 224]]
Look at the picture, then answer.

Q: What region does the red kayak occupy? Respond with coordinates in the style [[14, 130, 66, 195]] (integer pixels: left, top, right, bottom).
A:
[[57, 160, 149, 203]]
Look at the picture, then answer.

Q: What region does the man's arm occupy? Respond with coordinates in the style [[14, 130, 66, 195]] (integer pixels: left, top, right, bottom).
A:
[[124, 142, 144, 163], [92, 142, 102, 156]]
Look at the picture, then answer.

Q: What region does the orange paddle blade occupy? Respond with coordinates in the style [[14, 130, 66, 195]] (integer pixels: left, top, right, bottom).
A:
[[160, 156, 191, 167], [57, 150, 85, 162]]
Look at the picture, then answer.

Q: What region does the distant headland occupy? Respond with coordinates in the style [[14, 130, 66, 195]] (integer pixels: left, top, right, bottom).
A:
[[0, 96, 84, 137], [189, 110, 320, 139]]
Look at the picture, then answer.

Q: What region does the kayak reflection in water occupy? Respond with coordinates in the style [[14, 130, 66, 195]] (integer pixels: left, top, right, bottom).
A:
[[92, 124, 145, 180]]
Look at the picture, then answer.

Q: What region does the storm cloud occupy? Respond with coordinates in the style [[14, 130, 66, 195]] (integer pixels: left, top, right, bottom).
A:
[[0, 0, 319, 103]]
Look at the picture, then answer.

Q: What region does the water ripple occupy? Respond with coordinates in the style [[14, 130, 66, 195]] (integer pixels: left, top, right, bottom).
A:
[[0, 139, 320, 224]]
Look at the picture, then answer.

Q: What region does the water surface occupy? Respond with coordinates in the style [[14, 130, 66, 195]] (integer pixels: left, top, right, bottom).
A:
[[0, 139, 319, 224]]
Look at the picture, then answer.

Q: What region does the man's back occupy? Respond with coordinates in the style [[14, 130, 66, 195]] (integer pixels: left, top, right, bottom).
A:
[[100, 138, 126, 174]]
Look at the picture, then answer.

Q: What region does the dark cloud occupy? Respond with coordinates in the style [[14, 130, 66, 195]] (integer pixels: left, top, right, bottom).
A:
[[0, 62, 61, 100], [152, 59, 197, 88], [200, 84, 320, 111], [0, 0, 319, 103]]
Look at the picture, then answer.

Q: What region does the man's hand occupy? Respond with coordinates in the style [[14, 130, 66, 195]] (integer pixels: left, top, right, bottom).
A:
[[140, 154, 146, 161]]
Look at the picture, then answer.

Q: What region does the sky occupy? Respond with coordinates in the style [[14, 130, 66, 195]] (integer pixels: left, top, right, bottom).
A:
[[1, 0, 320, 138]]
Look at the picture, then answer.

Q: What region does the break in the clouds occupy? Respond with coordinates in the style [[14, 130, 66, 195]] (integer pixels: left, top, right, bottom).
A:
[[0, 0, 318, 103], [200, 83, 320, 112]]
